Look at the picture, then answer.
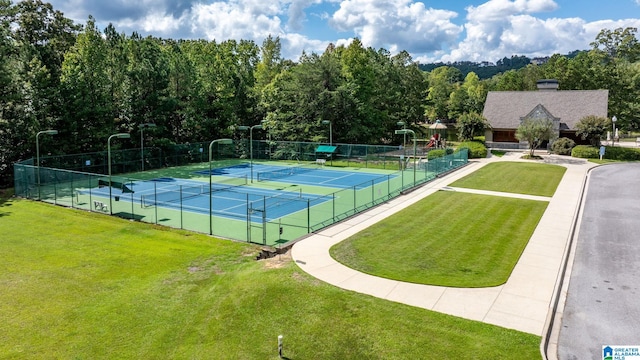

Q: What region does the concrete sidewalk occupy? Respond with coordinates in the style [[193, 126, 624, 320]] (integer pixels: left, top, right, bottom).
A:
[[291, 152, 595, 336]]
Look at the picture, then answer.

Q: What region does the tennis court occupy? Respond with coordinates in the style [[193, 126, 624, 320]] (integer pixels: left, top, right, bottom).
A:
[[196, 163, 392, 189], [82, 176, 330, 223], [14, 140, 469, 246]]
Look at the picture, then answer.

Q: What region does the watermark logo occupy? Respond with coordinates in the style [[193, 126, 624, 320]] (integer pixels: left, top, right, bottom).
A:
[[603, 346, 640, 360]]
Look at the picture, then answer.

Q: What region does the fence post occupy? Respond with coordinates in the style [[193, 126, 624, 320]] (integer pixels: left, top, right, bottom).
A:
[[307, 199, 310, 233], [130, 180, 134, 220], [154, 182, 158, 224], [263, 196, 267, 245], [371, 179, 374, 205], [332, 193, 336, 223], [179, 185, 184, 229]]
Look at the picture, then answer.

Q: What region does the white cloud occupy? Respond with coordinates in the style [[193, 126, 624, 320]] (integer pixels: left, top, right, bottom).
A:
[[443, 0, 640, 63], [287, 0, 324, 31], [281, 32, 331, 59], [41, 0, 640, 63], [330, 0, 462, 54], [190, 1, 285, 40], [138, 11, 186, 34]]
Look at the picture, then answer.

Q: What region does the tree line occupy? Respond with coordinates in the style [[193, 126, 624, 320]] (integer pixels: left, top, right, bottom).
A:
[[1, 0, 639, 188]]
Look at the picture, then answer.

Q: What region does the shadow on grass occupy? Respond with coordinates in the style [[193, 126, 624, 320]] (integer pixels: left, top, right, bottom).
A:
[[0, 188, 14, 217]]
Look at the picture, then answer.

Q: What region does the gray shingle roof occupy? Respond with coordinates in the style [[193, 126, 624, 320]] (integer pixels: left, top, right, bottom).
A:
[[483, 90, 609, 130]]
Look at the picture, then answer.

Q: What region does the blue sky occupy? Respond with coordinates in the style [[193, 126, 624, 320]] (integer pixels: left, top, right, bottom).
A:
[[47, 0, 640, 63]]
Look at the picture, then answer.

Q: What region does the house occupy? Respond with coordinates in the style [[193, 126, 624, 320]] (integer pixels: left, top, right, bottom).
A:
[[530, 57, 550, 65], [483, 79, 609, 149]]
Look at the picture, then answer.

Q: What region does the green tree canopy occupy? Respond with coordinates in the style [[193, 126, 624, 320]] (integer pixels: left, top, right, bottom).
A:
[[575, 115, 609, 147], [456, 112, 490, 141]]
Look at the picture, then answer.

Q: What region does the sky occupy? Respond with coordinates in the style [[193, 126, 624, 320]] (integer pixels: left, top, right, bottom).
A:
[[46, 0, 640, 63]]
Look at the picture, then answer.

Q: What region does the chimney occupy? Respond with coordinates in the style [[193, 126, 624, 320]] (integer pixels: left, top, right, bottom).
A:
[[537, 79, 559, 91]]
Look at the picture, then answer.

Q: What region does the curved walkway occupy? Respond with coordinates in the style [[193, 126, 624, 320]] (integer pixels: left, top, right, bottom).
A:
[[292, 152, 595, 336]]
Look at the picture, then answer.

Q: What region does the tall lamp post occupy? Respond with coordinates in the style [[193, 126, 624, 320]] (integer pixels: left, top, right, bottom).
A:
[[209, 138, 233, 235], [396, 121, 407, 167], [108, 133, 131, 215], [395, 128, 416, 185], [612, 116, 617, 146], [238, 123, 264, 182], [138, 123, 156, 171], [322, 120, 332, 146], [36, 129, 58, 200]]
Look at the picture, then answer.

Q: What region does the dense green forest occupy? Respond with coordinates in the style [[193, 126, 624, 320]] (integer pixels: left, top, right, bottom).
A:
[[1, 0, 639, 187]]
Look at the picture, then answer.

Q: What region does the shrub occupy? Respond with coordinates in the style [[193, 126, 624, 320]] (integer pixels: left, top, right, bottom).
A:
[[457, 141, 488, 159], [571, 145, 599, 159], [427, 149, 453, 160], [572, 145, 640, 160], [602, 146, 640, 161], [551, 137, 576, 155]]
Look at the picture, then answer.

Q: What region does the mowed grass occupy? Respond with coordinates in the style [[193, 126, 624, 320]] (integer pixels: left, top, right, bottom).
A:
[[0, 193, 541, 359], [449, 161, 566, 197], [331, 191, 548, 287]]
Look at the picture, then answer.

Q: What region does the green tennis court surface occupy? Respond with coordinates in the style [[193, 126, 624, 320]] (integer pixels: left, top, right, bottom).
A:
[[15, 143, 469, 246]]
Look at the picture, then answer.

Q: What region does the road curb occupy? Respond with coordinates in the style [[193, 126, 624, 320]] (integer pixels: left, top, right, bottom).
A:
[[540, 164, 598, 359]]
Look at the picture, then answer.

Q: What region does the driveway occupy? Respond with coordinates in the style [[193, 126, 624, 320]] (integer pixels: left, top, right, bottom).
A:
[[557, 163, 640, 359]]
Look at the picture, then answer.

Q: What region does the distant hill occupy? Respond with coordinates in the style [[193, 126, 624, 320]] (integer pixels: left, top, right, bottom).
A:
[[418, 55, 531, 79], [419, 51, 585, 80]]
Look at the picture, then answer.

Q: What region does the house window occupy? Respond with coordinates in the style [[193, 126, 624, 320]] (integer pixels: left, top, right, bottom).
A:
[[493, 130, 517, 142]]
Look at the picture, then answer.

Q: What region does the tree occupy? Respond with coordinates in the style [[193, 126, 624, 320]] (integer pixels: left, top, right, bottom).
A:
[[448, 72, 487, 120], [456, 112, 490, 141], [60, 16, 112, 152], [515, 117, 557, 157], [575, 115, 609, 147], [591, 27, 640, 62], [0, 0, 79, 187], [424, 66, 461, 121]]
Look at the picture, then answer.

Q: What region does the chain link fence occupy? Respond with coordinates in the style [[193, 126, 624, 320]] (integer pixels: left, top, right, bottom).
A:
[[15, 140, 468, 246]]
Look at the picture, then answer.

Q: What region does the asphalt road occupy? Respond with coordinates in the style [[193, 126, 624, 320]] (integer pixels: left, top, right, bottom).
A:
[[557, 163, 640, 360]]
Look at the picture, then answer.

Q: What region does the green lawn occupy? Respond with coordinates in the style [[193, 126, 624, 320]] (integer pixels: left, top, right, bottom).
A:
[[448, 161, 566, 197], [0, 193, 540, 359], [331, 191, 547, 287]]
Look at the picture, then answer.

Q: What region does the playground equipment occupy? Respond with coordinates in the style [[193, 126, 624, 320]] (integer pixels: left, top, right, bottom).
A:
[[427, 120, 448, 149]]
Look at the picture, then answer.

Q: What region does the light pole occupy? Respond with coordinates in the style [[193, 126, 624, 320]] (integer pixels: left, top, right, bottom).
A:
[[36, 129, 58, 200], [138, 123, 156, 171], [108, 133, 131, 215], [396, 121, 407, 167], [612, 116, 617, 146], [395, 129, 416, 185], [238, 123, 264, 182], [209, 138, 233, 235], [322, 120, 332, 146]]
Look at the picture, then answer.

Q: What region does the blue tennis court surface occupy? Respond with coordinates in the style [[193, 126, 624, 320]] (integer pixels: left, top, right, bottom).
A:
[[196, 163, 393, 189], [84, 177, 329, 222]]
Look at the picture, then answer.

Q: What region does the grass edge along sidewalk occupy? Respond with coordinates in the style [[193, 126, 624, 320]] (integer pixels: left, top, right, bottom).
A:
[[0, 192, 540, 359], [331, 161, 566, 287]]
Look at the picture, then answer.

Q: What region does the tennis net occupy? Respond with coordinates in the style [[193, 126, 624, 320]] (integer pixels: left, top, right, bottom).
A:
[[256, 164, 321, 182], [141, 175, 247, 207]]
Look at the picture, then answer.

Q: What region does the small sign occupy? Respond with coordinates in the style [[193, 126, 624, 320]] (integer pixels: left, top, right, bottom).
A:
[[85, 160, 91, 166], [603, 346, 640, 360], [599, 146, 605, 160]]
